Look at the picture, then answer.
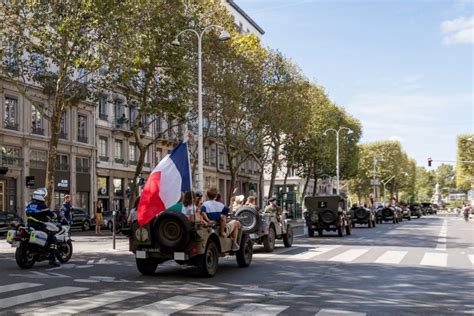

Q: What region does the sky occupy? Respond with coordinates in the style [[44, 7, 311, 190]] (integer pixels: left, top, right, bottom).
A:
[[236, 0, 473, 167]]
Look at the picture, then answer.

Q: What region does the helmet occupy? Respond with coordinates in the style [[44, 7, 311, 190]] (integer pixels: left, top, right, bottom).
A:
[[32, 188, 48, 202]]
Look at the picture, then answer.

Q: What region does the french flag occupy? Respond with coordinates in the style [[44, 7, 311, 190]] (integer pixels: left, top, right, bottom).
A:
[[137, 142, 192, 226]]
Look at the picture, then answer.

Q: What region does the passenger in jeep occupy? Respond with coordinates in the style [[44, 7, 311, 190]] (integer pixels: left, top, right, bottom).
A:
[[201, 188, 241, 251]]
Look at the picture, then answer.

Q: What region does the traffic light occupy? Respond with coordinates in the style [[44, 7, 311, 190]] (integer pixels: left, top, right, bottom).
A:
[[428, 157, 432, 167]]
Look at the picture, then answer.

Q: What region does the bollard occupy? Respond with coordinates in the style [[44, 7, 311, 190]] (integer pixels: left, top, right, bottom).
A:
[[112, 210, 116, 250]]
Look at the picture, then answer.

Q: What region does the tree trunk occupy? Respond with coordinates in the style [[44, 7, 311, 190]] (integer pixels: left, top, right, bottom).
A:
[[128, 143, 147, 214], [267, 143, 280, 198], [301, 166, 311, 202], [258, 167, 264, 209]]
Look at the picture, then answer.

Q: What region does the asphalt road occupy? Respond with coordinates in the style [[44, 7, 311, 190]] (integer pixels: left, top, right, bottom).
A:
[[0, 214, 473, 315]]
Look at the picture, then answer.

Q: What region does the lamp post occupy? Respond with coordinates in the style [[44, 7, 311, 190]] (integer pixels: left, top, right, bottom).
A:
[[372, 157, 384, 202], [381, 172, 408, 205], [323, 127, 353, 195], [172, 26, 230, 191]]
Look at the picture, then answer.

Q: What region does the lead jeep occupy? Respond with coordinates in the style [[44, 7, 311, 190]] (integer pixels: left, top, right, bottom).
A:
[[349, 206, 376, 228], [130, 211, 253, 277], [303, 195, 352, 237], [234, 206, 293, 252]]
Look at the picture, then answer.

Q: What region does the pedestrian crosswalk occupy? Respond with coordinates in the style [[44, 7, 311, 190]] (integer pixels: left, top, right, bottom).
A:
[[253, 245, 474, 269], [0, 282, 366, 315]]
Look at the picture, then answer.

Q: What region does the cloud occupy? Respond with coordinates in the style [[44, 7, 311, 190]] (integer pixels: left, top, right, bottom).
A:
[[441, 16, 474, 45]]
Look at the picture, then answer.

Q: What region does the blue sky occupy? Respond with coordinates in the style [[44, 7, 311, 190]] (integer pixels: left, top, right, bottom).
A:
[[237, 0, 473, 167]]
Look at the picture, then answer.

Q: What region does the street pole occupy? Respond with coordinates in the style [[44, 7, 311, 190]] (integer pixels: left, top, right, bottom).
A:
[[373, 157, 377, 200], [324, 127, 353, 196]]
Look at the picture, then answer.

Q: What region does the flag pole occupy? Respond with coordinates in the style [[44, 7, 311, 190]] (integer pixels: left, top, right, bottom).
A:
[[183, 128, 197, 227]]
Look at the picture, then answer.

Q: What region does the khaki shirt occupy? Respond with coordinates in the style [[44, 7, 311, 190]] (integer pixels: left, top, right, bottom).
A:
[[264, 204, 282, 216]]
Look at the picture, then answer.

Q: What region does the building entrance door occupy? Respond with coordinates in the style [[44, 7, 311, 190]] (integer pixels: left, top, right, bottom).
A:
[[0, 181, 4, 212]]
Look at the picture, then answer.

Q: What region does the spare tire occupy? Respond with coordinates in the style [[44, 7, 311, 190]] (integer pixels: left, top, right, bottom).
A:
[[235, 207, 260, 234], [382, 208, 393, 217], [153, 212, 192, 250], [355, 208, 368, 219], [320, 210, 337, 224]]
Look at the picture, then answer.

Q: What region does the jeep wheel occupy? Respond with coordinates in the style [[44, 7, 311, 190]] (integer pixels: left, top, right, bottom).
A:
[[283, 225, 293, 247], [235, 207, 260, 234], [263, 226, 276, 252], [197, 241, 218, 277], [236, 234, 253, 267], [154, 212, 191, 250], [317, 229, 323, 237], [136, 258, 158, 275], [308, 228, 315, 237], [82, 220, 90, 231]]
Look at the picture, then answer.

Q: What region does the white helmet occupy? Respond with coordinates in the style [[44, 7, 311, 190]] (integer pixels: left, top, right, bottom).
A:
[[32, 188, 48, 202]]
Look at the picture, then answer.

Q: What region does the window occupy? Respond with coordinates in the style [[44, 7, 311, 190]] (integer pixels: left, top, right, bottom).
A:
[[59, 112, 67, 139], [114, 140, 123, 163], [4, 96, 18, 130], [167, 118, 174, 139], [114, 99, 125, 119], [156, 117, 162, 135], [144, 148, 151, 167], [1, 146, 22, 166], [129, 144, 137, 164], [204, 146, 209, 165], [77, 114, 88, 143], [30, 149, 47, 168], [98, 95, 108, 120], [76, 157, 90, 173], [218, 150, 224, 169], [97, 176, 108, 195], [113, 178, 123, 196], [129, 106, 138, 127], [210, 147, 216, 167], [31, 104, 43, 135], [156, 148, 162, 164], [55, 154, 69, 171], [141, 114, 149, 132], [98, 137, 108, 161]]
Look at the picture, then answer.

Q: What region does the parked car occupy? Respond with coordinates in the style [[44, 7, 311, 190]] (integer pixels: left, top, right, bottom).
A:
[[349, 206, 376, 228], [304, 195, 352, 237], [70, 208, 92, 231], [235, 206, 293, 252], [376, 206, 401, 224], [0, 212, 24, 235]]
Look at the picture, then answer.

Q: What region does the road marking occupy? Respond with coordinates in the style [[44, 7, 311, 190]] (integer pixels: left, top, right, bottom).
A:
[[420, 252, 448, 267], [26, 290, 146, 315], [224, 303, 289, 316], [374, 250, 407, 264], [468, 255, 474, 265], [0, 286, 87, 309], [292, 246, 340, 260], [119, 295, 208, 315], [328, 249, 369, 263], [0, 283, 42, 294], [315, 309, 366, 316]]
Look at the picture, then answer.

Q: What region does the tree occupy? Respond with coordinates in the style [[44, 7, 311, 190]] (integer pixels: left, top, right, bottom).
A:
[[0, 1, 115, 207], [435, 163, 455, 197], [415, 167, 436, 202], [456, 134, 474, 191]]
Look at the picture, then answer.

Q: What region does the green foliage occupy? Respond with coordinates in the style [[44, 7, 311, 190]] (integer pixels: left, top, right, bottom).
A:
[[415, 167, 436, 202], [456, 134, 474, 190]]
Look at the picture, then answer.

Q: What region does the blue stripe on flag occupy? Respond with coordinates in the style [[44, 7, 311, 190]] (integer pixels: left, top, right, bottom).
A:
[[169, 142, 192, 192]]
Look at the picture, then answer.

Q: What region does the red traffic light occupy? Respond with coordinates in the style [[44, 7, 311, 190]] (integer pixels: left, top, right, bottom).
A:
[[428, 157, 432, 167]]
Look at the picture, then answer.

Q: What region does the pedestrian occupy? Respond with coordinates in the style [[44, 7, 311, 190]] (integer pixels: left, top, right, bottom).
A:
[[60, 194, 72, 225], [127, 197, 140, 225], [95, 200, 104, 235]]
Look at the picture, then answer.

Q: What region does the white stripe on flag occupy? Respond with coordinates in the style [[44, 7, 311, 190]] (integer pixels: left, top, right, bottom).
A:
[[158, 156, 182, 208]]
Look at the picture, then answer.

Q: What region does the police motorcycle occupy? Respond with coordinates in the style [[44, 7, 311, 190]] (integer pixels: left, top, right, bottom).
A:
[[6, 189, 73, 269]]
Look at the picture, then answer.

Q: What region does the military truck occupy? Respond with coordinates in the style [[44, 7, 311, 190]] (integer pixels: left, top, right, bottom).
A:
[[130, 212, 253, 277], [303, 195, 352, 237]]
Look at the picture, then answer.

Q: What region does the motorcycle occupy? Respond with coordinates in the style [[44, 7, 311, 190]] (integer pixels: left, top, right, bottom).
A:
[[6, 221, 73, 269]]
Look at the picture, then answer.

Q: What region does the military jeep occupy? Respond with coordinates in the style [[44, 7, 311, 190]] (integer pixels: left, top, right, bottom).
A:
[[234, 206, 293, 252], [303, 195, 352, 237], [376, 206, 401, 224], [349, 206, 376, 228], [130, 211, 253, 277]]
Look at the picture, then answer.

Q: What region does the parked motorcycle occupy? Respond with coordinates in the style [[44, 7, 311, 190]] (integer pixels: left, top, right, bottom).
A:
[[6, 222, 73, 269]]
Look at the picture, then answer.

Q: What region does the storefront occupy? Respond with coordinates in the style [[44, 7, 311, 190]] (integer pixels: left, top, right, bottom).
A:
[[0, 176, 16, 213]]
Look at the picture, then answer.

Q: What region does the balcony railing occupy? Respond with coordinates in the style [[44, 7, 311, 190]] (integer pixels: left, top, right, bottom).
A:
[[4, 122, 19, 131], [114, 158, 124, 164], [129, 160, 138, 166], [99, 156, 109, 162], [31, 127, 44, 135], [1, 156, 23, 166], [99, 113, 108, 121], [59, 131, 68, 139], [144, 162, 151, 168], [77, 135, 88, 143]]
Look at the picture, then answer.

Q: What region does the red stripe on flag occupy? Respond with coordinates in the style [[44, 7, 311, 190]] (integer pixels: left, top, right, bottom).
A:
[[137, 171, 166, 226]]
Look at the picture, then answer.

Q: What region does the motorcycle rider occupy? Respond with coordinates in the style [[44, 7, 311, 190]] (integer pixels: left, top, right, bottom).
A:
[[25, 188, 60, 267]]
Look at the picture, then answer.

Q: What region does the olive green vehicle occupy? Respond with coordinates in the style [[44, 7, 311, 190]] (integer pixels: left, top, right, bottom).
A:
[[303, 195, 352, 237], [130, 212, 253, 277]]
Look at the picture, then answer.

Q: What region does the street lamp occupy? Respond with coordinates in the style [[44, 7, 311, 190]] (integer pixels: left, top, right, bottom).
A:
[[323, 127, 353, 194], [381, 172, 408, 205], [372, 156, 384, 202], [172, 25, 230, 191]]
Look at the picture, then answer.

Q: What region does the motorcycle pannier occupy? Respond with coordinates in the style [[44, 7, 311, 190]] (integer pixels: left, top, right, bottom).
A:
[[6, 230, 16, 244], [29, 230, 48, 247]]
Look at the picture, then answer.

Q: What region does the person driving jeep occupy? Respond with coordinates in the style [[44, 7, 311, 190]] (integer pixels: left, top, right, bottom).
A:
[[201, 188, 241, 251], [265, 197, 283, 224]]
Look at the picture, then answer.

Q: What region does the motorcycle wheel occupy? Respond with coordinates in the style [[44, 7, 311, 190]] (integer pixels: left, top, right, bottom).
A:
[[57, 240, 73, 263], [15, 243, 36, 269]]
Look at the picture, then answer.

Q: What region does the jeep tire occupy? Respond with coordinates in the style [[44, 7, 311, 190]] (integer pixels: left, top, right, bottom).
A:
[[308, 228, 315, 237], [283, 225, 293, 247], [263, 226, 276, 252], [236, 234, 253, 267], [235, 207, 260, 234], [136, 258, 158, 275], [153, 212, 191, 250], [196, 240, 219, 277]]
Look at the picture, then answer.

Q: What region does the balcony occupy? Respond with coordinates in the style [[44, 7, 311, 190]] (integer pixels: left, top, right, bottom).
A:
[[99, 113, 108, 121], [99, 156, 109, 162], [59, 131, 68, 139], [1, 156, 23, 166], [31, 127, 44, 135], [114, 158, 124, 164], [4, 122, 19, 131], [77, 135, 88, 143], [143, 162, 151, 168], [129, 160, 138, 166]]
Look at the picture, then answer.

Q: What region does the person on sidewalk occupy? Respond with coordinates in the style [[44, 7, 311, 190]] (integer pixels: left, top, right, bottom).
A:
[[59, 194, 72, 226], [95, 200, 104, 235]]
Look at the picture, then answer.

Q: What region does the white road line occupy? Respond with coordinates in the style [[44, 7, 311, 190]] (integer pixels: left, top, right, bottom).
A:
[[468, 255, 474, 265], [292, 246, 340, 260], [328, 249, 369, 263], [0, 283, 42, 294], [119, 295, 208, 315], [26, 290, 146, 315], [374, 250, 408, 264], [420, 252, 448, 267], [225, 303, 289, 316], [0, 286, 87, 309], [315, 308, 366, 316]]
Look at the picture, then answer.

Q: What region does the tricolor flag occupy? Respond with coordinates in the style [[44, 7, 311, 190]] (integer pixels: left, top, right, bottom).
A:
[[137, 142, 191, 226]]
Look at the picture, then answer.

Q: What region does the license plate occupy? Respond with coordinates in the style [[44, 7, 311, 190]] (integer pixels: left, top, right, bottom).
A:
[[11, 241, 20, 248], [135, 250, 146, 259], [174, 252, 185, 260]]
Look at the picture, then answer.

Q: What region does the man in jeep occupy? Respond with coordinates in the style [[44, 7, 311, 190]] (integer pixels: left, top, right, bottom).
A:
[[201, 188, 241, 251], [265, 197, 282, 223]]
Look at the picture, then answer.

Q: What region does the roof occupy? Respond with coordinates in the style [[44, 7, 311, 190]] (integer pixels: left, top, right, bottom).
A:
[[226, 0, 265, 35]]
